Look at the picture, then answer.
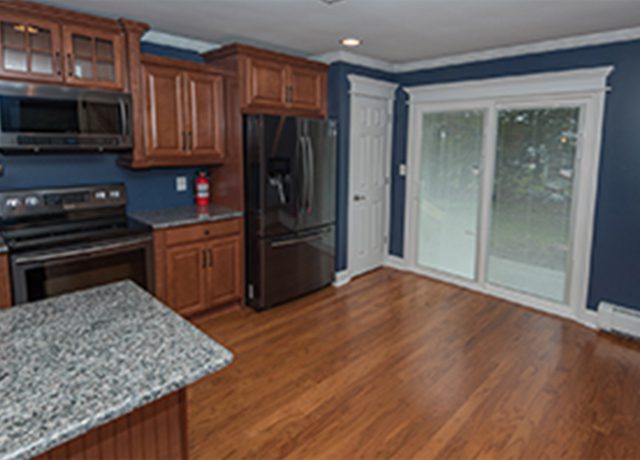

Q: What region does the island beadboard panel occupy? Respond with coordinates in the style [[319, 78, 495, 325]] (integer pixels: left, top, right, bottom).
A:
[[34, 391, 187, 460], [0, 253, 11, 308]]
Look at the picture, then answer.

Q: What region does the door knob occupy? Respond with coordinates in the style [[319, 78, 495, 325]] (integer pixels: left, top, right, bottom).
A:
[[353, 194, 366, 202]]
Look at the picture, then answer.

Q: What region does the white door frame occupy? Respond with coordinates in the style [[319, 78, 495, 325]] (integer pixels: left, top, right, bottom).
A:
[[403, 67, 613, 327], [339, 74, 398, 286]]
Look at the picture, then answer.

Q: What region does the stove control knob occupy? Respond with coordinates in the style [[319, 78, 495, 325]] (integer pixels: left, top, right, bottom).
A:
[[25, 196, 40, 207], [109, 190, 121, 199], [95, 191, 107, 200], [5, 198, 20, 209]]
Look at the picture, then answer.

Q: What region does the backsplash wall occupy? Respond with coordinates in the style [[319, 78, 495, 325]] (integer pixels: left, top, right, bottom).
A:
[[0, 43, 207, 213]]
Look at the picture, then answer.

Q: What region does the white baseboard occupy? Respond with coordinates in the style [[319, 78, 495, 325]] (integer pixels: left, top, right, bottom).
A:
[[333, 270, 352, 288], [577, 307, 598, 329], [384, 255, 408, 271]]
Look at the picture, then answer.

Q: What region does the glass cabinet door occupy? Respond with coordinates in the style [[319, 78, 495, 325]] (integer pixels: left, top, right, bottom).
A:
[[0, 16, 62, 82], [63, 25, 124, 89]]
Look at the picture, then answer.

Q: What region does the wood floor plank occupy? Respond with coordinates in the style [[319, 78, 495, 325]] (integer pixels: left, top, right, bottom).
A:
[[188, 268, 640, 459]]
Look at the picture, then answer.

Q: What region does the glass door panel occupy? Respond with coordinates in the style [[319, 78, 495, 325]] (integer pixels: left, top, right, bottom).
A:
[[487, 106, 581, 302], [0, 19, 61, 81], [417, 110, 485, 279]]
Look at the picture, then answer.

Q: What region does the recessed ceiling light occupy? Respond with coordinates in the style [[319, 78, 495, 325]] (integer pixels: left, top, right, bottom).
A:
[[340, 37, 361, 47]]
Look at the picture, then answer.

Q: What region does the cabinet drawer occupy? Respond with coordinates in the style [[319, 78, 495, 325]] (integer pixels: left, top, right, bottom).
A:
[[164, 218, 242, 246]]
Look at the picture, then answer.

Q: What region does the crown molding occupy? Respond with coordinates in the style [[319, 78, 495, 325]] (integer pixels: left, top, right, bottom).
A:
[[141, 30, 221, 53], [348, 74, 398, 98], [311, 26, 640, 75], [311, 50, 394, 72], [405, 66, 614, 104]]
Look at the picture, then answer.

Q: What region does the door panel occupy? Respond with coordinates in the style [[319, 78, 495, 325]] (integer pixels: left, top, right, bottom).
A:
[[165, 242, 206, 315], [62, 25, 124, 90], [417, 110, 485, 279], [250, 226, 335, 310], [349, 97, 390, 277], [245, 115, 302, 238], [288, 65, 324, 113], [0, 15, 63, 83], [298, 118, 336, 230], [143, 64, 185, 158], [245, 58, 287, 109], [487, 106, 581, 302], [206, 235, 242, 307], [186, 71, 225, 159]]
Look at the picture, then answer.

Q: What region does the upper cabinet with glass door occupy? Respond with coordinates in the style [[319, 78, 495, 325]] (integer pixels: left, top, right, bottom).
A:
[[0, 15, 63, 83], [62, 25, 124, 90], [0, 6, 126, 91]]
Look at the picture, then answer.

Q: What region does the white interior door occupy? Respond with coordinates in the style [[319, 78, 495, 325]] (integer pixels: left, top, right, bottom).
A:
[[348, 94, 392, 278]]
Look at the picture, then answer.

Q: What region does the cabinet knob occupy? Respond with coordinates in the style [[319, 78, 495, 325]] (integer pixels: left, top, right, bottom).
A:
[[204, 229, 210, 236]]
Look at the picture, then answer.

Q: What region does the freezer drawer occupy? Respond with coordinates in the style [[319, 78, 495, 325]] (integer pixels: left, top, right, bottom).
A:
[[247, 225, 335, 310]]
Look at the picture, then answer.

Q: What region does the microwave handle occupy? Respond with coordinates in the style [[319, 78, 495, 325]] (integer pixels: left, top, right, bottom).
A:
[[119, 98, 129, 137]]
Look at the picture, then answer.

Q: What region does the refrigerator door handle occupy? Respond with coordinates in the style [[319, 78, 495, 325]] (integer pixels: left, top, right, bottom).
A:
[[271, 232, 325, 248], [295, 133, 304, 219], [304, 135, 314, 213], [300, 134, 309, 215]]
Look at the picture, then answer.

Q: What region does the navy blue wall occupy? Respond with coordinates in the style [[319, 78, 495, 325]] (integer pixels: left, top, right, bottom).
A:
[[331, 38, 640, 310], [0, 43, 206, 213]]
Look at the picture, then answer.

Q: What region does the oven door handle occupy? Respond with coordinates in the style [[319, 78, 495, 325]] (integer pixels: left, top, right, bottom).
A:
[[12, 235, 152, 265]]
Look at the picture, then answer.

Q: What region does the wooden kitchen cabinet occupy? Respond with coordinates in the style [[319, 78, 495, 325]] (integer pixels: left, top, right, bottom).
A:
[[165, 241, 208, 315], [204, 43, 328, 118], [0, 14, 63, 83], [205, 235, 243, 308], [186, 71, 225, 158], [142, 62, 185, 159], [122, 54, 227, 168], [0, 3, 126, 90], [153, 218, 243, 317], [0, 253, 12, 308], [61, 24, 124, 90]]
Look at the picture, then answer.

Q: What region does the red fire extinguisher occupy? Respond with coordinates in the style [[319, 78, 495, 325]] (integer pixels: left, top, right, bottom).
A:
[[195, 171, 210, 207]]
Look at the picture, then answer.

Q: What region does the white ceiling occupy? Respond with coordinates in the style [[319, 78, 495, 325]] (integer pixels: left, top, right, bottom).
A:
[[39, 0, 640, 63]]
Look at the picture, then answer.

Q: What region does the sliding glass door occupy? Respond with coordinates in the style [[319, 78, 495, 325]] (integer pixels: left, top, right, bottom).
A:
[[417, 109, 485, 279], [487, 106, 581, 303], [412, 101, 584, 307]]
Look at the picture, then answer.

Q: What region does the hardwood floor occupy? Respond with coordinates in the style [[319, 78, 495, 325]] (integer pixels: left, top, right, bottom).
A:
[[188, 268, 640, 459]]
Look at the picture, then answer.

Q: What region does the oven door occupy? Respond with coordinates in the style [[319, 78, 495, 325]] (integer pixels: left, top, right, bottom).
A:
[[10, 235, 153, 304]]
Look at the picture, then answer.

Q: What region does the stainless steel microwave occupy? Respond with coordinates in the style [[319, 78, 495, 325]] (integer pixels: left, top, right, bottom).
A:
[[0, 80, 132, 152]]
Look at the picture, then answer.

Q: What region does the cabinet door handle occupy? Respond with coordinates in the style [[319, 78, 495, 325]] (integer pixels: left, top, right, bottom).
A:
[[188, 131, 193, 151], [208, 249, 214, 267], [66, 53, 73, 77], [182, 131, 187, 151], [202, 250, 207, 268], [55, 52, 61, 76]]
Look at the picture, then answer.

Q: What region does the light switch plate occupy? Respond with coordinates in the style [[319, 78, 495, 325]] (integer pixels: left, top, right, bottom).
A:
[[176, 176, 187, 192]]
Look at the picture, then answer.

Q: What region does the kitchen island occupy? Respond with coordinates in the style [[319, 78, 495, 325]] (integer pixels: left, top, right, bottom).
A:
[[0, 281, 233, 460]]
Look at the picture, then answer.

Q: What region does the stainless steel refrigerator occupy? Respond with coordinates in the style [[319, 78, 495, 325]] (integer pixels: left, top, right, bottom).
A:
[[245, 114, 336, 310]]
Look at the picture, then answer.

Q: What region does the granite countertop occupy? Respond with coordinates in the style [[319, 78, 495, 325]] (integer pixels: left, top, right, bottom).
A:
[[131, 204, 243, 230], [0, 238, 6, 253], [0, 281, 233, 460]]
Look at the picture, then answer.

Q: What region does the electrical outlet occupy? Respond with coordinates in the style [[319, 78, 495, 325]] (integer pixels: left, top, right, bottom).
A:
[[176, 176, 187, 192], [399, 164, 407, 177]]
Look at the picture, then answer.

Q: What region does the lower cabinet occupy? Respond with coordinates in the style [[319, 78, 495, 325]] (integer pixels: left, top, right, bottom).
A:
[[154, 219, 243, 316], [0, 253, 12, 308]]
